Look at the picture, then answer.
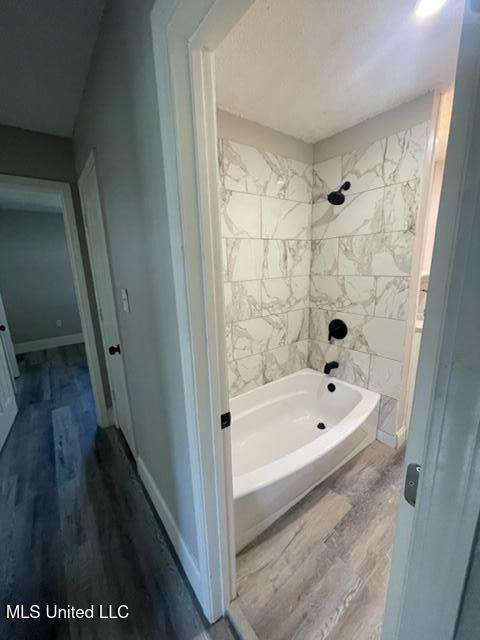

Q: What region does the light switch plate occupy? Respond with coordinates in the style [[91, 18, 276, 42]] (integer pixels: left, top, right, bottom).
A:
[[121, 288, 130, 313]]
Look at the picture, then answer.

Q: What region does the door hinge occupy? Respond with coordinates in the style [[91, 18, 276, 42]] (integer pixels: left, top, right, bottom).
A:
[[404, 463, 421, 507], [221, 411, 231, 430]]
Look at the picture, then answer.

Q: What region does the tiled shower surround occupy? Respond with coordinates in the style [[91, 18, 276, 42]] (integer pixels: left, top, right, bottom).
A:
[[219, 123, 427, 441], [219, 139, 312, 397]]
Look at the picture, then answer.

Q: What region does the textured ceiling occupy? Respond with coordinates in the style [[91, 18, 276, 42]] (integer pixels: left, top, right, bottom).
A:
[[0, 186, 62, 213], [215, 0, 463, 143], [0, 0, 105, 137]]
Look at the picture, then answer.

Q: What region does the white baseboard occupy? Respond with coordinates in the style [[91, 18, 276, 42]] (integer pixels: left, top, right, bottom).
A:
[[396, 424, 408, 448], [136, 456, 202, 600], [227, 600, 260, 640], [377, 423, 408, 449], [377, 428, 397, 448], [14, 333, 84, 354]]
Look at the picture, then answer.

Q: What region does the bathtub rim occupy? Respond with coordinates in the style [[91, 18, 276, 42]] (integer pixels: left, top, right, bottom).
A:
[[231, 368, 380, 499]]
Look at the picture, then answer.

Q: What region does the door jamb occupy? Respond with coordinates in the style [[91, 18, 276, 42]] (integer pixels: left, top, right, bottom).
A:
[[150, 0, 254, 621], [0, 173, 110, 427], [383, 6, 480, 638], [77, 151, 137, 456]]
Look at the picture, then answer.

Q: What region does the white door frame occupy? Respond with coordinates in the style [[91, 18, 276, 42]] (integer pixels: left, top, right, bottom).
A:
[[0, 336, 18, 452], [0, 290, 20, 380], [383, 5, 480, 638], [0, 173, 110, 427], [150, 0, 254, 620], [151, 0, 480, 632], [78, 152, 137, 456]]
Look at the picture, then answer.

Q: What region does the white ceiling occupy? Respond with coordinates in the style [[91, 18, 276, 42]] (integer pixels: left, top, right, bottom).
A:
[[0, 186, 62, 214], [0, 0, 105, 137], [215, 0, 463, 143]]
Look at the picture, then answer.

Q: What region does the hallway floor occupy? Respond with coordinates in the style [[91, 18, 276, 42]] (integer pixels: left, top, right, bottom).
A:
[[0, 346, 235, 640], [236, 440, 405, 640]]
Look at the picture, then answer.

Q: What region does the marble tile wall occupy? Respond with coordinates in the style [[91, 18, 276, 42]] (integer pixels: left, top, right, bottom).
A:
[[218, 139, 312, 396], [309, 123, 428, 442], [218, 123, 428, 443]]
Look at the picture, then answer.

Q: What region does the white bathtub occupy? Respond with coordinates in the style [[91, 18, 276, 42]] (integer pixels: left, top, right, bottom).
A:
[[231, 368, 380, 552]]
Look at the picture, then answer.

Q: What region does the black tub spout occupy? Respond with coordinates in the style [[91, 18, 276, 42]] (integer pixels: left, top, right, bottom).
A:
[[324, 361, 339, 375]]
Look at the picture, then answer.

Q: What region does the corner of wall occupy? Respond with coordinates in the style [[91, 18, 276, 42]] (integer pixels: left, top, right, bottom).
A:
[[217, 109, 314, 164], [137, 456, 202, 597]]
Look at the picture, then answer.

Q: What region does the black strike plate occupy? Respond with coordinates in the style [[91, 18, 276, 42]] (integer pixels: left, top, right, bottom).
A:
[[404, 463, 421, 507], [221, 411, 231, 429]]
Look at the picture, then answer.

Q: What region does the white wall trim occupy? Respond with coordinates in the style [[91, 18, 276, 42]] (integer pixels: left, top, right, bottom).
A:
[[227, 600, 260, 640], [396, 425, 408, 449], [150, 0, 254, 621], [78, 151, 137, 452], [383, 7, 480, 638], [14, 333, 84, 354], [150, 0, 259, 620], [150, 10, 213, 619], [59, 180, 111, 428], [376, 429, 397, 449], [137, 456, 201, 598]]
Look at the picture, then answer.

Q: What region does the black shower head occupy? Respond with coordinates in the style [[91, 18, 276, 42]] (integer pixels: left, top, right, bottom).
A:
[[327, 181, 351, 206], [327, 191, 345, 205]]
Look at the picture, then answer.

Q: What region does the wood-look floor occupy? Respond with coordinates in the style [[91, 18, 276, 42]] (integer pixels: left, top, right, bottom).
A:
[[0, 345, 235, 640], [236, 441, 405, 640]]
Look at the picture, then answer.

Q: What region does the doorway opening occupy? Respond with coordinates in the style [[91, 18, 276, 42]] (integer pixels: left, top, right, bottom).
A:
[[209, 4, 463, 636], [151, 0, 477, 636], [0, 170, 138, 459], [0, 174, 112, 451]]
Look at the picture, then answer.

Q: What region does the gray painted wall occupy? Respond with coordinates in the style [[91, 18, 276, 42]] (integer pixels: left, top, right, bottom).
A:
[[74, 0, 199, 560], [0, 124, 76, 182], [314, 93, 434, 162], [217, 109, 313, 163], [0, 123, 110, 406], [216, 95, 433, 164], [0, 209, 82, 343]]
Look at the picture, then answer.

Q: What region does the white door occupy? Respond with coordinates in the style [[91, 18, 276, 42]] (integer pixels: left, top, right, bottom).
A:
[[78, 154, 137, 456], [383, 4, 480, 639], [0, 339, 17, 452], [0, 292, 19, 379]]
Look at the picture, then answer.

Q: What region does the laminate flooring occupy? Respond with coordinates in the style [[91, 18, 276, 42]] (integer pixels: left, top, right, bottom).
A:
[[0, 345, 235, 640], [236, 441, 405, 640]]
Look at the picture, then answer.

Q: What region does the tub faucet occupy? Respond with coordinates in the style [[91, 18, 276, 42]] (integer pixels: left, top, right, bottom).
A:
[[324, 361, 339, 375]]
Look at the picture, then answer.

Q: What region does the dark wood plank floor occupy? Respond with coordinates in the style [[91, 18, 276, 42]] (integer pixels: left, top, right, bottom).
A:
[[236, 441, 405, 640], [0, 345, 235, 640]]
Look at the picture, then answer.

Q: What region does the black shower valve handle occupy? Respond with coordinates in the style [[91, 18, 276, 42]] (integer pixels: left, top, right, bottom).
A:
[[328, 318, 348, 342]]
